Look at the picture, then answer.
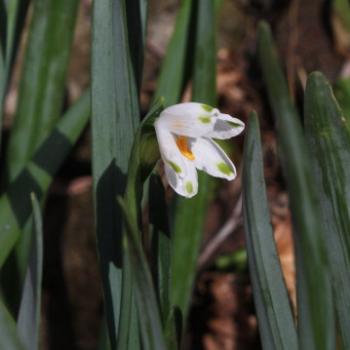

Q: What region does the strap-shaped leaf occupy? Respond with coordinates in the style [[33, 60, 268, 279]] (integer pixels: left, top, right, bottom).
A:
[[17, 193, 43, 350], [0, 90, 90, 268], [0, 300, 24, 350], [0, 0, 30, 149], [1, 0, 79, 314], [115, 99, 163, 350], [170, 0, 217, 337], [91, 0, 141, 347], [149, 174, 171, 326], [258, 21, 334, 350], [243, 112, 298, 350], [6, 0, 79, 181], [334, 78, 350, 122], [118, 196, 166, 350], [117, 97, 163, 350], [153, 0, 194, 105], [305, 72, 350, 349]]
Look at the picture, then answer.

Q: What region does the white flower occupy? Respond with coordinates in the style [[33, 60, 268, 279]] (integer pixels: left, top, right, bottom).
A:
[[154, 102, 245, 198]]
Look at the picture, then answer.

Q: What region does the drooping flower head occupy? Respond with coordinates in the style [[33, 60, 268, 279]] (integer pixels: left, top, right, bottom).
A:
[[154, 102, 245, 198]]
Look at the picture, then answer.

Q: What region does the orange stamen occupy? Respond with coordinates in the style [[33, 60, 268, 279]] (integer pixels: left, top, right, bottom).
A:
[[176, 136, 195, 161]]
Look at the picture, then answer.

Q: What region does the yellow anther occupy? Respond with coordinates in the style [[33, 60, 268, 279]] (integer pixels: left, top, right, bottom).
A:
[[176, 136, 195, 161]]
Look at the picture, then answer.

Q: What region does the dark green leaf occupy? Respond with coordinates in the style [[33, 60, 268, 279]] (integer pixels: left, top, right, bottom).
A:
[[6, 0, 79, 181], [17, 193, 43, 350], [170, 0, 217, 338], [243, 112, 298, 350], [258, 21, 334, 350], [2, 0, 79, 313], [97, 317, 112, 350], [116, 99, 163, 350], [117, 196, 166, 350], [0, 90, 90, 269], [334, 78, 350, 123], [4, 0, 30, 66], [0, 0, 30, 150], [149, 174, 171, 325], [305, 72, 350, 349], [0, 300, 24, 350], [91, 0, 142, 346], [153, 0, 194, 105]]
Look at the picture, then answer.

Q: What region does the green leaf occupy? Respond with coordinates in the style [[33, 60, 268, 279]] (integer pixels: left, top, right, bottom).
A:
[[0, 0, 30, 149], [2, 0, 79, 313], [305, 72, 350, 349], [117, 99, 163, 350], [117, 196, 166, 350], [0, 1, 5, 59], [334, 78, 350, 123], [0, 300, 24, 350], [124, 99, 163, 222], [257, 21, 335, 350], [243, 112, 298, 350], [97, 317, 112, 350], [125, 0, 148, 91], [91, 0, 142, 346], [0, 0, 6, 138], [170, 0, 217, 338], [17, 193, 43, 350], [333, 0, 350, 32], [153, 0, 194, 105], [149, 174, 171, 325], [5, 0, 30, 66], [6, 0, 79, 181], [0, 90, 90, 269]]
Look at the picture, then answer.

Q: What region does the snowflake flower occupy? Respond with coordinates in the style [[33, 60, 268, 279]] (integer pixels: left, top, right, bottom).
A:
[[154, 102, 245, 198]]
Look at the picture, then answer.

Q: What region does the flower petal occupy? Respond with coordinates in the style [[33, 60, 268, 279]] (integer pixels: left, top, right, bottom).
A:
[[206, 113, 245, 140], [155, 122, 187, 177], [155, 123, 198, 197], [157, 102, 218, 137], [192, 137, 236, 180], [164, 158, 198, 198]]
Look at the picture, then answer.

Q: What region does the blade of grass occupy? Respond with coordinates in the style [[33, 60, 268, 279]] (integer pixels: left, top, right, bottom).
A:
[[6, 0, 79, 181], [97, 317, 112, 350], [0, 89, 90, 268], [149, 174, 171, 326], [91, 0, 141, 347], [149, 179, 181, 349], [2, 0, 79, 313], [118, 196, 166, 350], [153, 0, 195, 105], [17, 193, 43, 350], [170, 0, 217, 337], [0, 0, 5, 115], [243, 112, 298, 350], [0, 0, 30, 150], [117, 100, 163, 350], [125, 0, 148, 91], [5, 0, 30, 66], [258, 21, 334, 350], [0, 0, 5, 58], [305, 72, 350, 349], [0, 300, 24, 350], [139, 0, 148, 40], [334, 78, 350, 122]]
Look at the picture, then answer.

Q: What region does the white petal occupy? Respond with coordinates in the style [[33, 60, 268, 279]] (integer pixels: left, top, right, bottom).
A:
[[164, 159, 198, 198], [155, 122, 198, 198], [192, 137, 236, 180], [157, 102, 218, 137], [206, 113, 245, 140], [154, 122, 187, 177]]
